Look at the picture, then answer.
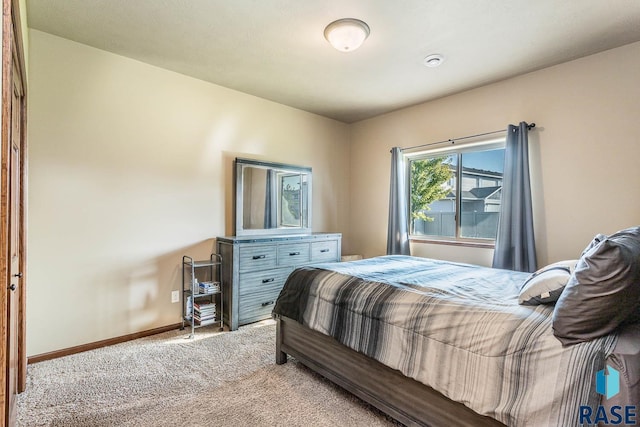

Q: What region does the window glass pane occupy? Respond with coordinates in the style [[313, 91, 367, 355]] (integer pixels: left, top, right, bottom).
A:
[[409, 155, 456, 237], [460, 148, 504, 239]]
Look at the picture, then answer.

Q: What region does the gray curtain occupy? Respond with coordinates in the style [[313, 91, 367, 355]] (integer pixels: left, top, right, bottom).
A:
[[387, 147, 411, 255], [492, 122, 537, 272]]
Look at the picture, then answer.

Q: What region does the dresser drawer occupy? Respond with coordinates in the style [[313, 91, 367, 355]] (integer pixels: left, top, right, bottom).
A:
[[238, 245, 277, 272], [238, 286, 282, 324], [277, 242, 310, 266], [311, 240, 339, 262], [238, 268, 292, 296]]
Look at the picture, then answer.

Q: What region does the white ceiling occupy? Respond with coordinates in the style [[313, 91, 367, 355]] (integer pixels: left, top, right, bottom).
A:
[[26, 0, 640, 123]]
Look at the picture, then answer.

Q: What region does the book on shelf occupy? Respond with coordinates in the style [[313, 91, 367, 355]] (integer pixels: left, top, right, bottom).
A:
[[194, 302, 216, 310], [198, 281, 220, 294], [194, 312, 216, 319], [194, 302, 216, 318], [194, 314, 216, 323]]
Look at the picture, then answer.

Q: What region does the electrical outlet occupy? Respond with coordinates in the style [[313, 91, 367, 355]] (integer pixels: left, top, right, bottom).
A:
[[171, 290, 180, 303]]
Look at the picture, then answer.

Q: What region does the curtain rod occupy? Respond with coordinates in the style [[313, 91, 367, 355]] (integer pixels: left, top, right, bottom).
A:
[[396, 123, 536, 153]]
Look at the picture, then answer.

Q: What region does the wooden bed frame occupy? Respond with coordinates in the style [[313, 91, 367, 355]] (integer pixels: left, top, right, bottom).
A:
[[275, 315, 506, 427]]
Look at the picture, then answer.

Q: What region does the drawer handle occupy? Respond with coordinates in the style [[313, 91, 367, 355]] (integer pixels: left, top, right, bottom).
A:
[[262, 278, 275, 283], [320, 249, 330, 253], [252, 255, 266, 260], [289, 252, 300, 256], [261, 301, 275, 307]]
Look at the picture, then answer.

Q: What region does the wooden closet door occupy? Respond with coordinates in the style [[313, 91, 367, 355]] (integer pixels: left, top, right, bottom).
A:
[[5, 62, 23, 426], [1, 0, 27, 424]]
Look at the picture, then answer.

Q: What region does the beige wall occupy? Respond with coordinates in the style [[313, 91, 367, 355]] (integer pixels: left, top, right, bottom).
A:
[[27, 28, 640, 355], [348, 41, 640, 266], [27, 30, 350, 355]]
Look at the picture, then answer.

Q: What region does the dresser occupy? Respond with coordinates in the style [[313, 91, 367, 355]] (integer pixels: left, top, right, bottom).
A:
[[217, 233, 342, 331]]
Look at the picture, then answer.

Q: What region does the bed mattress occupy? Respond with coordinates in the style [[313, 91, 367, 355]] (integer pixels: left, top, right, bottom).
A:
[[273, 255, 623, 426]]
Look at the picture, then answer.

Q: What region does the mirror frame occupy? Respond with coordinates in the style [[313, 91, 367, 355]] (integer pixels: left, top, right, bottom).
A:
[[235, 157, 312, 236]]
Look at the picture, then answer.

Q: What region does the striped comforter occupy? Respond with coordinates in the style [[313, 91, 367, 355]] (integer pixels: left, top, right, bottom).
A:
[[273, 255, 617, 427]]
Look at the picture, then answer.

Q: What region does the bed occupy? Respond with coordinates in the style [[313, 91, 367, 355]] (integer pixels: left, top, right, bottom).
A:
[[272, 255, 639, 427]]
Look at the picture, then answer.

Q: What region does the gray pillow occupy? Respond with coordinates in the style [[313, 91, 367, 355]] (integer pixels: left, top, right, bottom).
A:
[[552, 226, 640, 346], [581, 233, 607, 256], [518, 260, 578, 305]]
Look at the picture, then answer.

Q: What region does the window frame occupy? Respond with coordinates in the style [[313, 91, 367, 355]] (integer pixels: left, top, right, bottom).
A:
[[405, 138, 505, 247]]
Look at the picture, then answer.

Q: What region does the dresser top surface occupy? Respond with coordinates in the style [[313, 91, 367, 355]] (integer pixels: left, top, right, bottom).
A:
[[216, 232, 341, 244]]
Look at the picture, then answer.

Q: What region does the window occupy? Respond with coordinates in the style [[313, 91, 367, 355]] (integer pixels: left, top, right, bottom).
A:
[[408, 141, 505, 243]]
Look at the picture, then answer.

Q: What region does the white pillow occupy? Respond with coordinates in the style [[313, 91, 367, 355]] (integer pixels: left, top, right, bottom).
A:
[[518, 260, 578, 305]]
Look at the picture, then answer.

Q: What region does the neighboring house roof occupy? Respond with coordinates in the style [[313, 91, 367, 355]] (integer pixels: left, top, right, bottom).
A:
[[461, 166, 503, 179], [468, 186, 501, 199], [448, 165, 503, 179], [444, 186, 502, 201]]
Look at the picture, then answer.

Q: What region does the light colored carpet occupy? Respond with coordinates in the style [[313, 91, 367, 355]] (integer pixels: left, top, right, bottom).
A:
[[18, 321, 400, 426]]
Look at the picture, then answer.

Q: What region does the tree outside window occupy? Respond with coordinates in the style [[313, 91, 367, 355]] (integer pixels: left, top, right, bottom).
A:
[[410, 156, 453, 222]]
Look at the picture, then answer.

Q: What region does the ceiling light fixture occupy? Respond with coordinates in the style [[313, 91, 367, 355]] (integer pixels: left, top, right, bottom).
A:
[[423, 54, 445, 67], [324, 18, 370, 52]]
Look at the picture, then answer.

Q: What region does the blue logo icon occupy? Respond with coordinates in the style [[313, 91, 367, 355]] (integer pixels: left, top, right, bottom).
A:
[[596, 365, 620, 400]]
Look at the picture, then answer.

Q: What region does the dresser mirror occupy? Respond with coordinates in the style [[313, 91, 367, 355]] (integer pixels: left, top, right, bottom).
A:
[[235, 158, 312, 236]]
